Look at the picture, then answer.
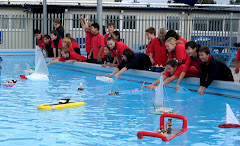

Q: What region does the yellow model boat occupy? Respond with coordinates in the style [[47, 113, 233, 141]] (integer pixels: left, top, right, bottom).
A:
[[37, 100, 85, 110]]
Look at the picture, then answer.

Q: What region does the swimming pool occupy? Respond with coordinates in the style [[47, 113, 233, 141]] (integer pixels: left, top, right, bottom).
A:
[[0, 55, 240, 145]]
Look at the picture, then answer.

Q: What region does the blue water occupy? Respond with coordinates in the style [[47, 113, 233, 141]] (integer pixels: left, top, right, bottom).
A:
[[0, 55, 240, 145]]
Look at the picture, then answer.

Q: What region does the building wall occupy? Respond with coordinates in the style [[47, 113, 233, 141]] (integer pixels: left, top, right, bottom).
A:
[[0, 7, 239, 49]]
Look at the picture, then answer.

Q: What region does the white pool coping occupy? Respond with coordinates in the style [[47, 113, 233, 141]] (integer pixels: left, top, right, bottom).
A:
[[1, 49, 240, 98]]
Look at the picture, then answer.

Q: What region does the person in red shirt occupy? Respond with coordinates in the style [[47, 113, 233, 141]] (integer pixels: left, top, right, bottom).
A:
[[34, 29, 45, 53], [62, 38, 76, 53], [88, 23, 106, 64], [175, 41, 202, 91], [145, 59, 197, 90], [106, 37, 134, 63], [165, 37, 189, 64], [80, 16, 94, 60], [43, 35, 53, 58], [50, 30, 63, 59], [235, 48, 240, 74], [165, 29, 188, 45], [104, 22, 115, 45], [46, 48, 86, 66], [66, 33, 81, 55], [145, 27, 156, 55], [148, 28, 168, 65]]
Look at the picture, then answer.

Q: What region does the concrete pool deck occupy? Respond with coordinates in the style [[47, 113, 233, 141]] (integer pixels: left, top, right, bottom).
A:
[[1, 49, 240, 98]]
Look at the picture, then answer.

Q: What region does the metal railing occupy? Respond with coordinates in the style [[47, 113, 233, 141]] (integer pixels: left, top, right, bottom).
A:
[[0, 12, 239, 50]]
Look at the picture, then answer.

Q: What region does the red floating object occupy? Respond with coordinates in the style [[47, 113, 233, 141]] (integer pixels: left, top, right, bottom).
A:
[[137, 113, 188, 142], [20, 75, 27, 79], [218, 123, 240, 128]]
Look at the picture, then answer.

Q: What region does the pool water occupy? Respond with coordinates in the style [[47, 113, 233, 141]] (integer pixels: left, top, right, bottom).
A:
[[0, 55, 240, 145]]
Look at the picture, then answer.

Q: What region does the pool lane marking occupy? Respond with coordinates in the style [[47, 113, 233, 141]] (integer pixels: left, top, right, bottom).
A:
[[49, 65, 240, 99]]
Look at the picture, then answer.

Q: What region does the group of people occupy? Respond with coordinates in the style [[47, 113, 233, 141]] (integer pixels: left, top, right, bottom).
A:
[[35, 18, 240, 95]]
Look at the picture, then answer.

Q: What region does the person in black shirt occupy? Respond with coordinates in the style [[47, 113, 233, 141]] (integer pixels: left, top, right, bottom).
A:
[[197, 46, 234, 95], [54, 20, 64, 38], [43, 35, 53, 58], [107, 49, 152, 78]]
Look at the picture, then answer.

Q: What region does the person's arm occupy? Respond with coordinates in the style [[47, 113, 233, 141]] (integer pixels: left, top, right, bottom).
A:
[[58, 49, 61, 58], [235, 60, 239, 74], [46, 59, 59, 66], [67, 60, 77, 63], [148, 52, 155, 64], [114, 67, 127, 78], [163, 75, 178, 86], [40, 47, 44, 54], [98, 46, 104, 62], [107, 67, 119, 77], [53, 48, 57, 59], [145, 75, 168, 90], [80, 16, 86, 29], [175, 72, 186, 92], [84, 18, 89, 29]]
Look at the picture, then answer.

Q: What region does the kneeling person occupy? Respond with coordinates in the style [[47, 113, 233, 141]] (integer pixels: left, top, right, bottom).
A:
[[47, 48, 86, 66], [198, 46, 234, 95]]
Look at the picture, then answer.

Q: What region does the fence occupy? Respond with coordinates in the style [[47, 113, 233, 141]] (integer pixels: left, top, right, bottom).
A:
[[0, 11, 239, 50]]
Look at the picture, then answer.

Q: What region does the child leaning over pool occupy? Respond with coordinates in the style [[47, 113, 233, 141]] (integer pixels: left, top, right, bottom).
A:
[[46, 48, 86, 66], [102, 46, 118, 67], [145, 59, 199, 90]]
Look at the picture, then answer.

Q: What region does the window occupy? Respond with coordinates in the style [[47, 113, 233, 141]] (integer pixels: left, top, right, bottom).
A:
[[167, 16, 180, 30], [193, 17, 207, 31], [209, 18, 223, 31], [123, 15, 137, 30], [0, 15, 25, 30], [225, 19, 239, 32]]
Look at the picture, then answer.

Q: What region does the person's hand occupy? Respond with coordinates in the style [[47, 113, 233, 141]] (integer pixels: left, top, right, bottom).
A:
[[150, 57, 155, 64], [97, 55, 102, 62], [67, 60, 74, 63], [46, 63, 50, 66], [85, 18, 88, 21], [175, 86, 179, 92], [80, 16, 83, 19], [88, 54, 91, 59], [102, 64, 107, 68], [197, 88, 204, 95], [144, 85, 157, 90], [107, 73, 114, 77], [235, 67, 239, 74], [114, 73, 120, 79]]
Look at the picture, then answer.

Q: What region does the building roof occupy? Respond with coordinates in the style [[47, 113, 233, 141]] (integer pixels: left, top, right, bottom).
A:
[[0, 0, 240, 13]]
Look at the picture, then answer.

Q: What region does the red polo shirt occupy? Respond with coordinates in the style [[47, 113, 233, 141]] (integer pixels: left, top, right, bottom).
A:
[[51, 38, 63, 49], [37, 35, 45, 49], [165, 64, 199, 78], [149, 38, 168, 65], [104, 34, 111, 45], [71, 41, 80, 49], [179, 37, 188, 45], [168, 44, 189, 64], [68, 46, 76, 52], [58, 52, 86, 62], [85, 28, 94, 53], [183, 56, 202, 73], [110, 42, 134, 61], [237, 48, 240, 61], [91, 33, 105, 59]]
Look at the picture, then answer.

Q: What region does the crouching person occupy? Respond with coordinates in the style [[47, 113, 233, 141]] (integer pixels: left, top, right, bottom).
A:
[[197, 46, 234, 95], [145, 59, 199, 90], [46, 48, 86, 66], [107, 49, 152, 79]]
